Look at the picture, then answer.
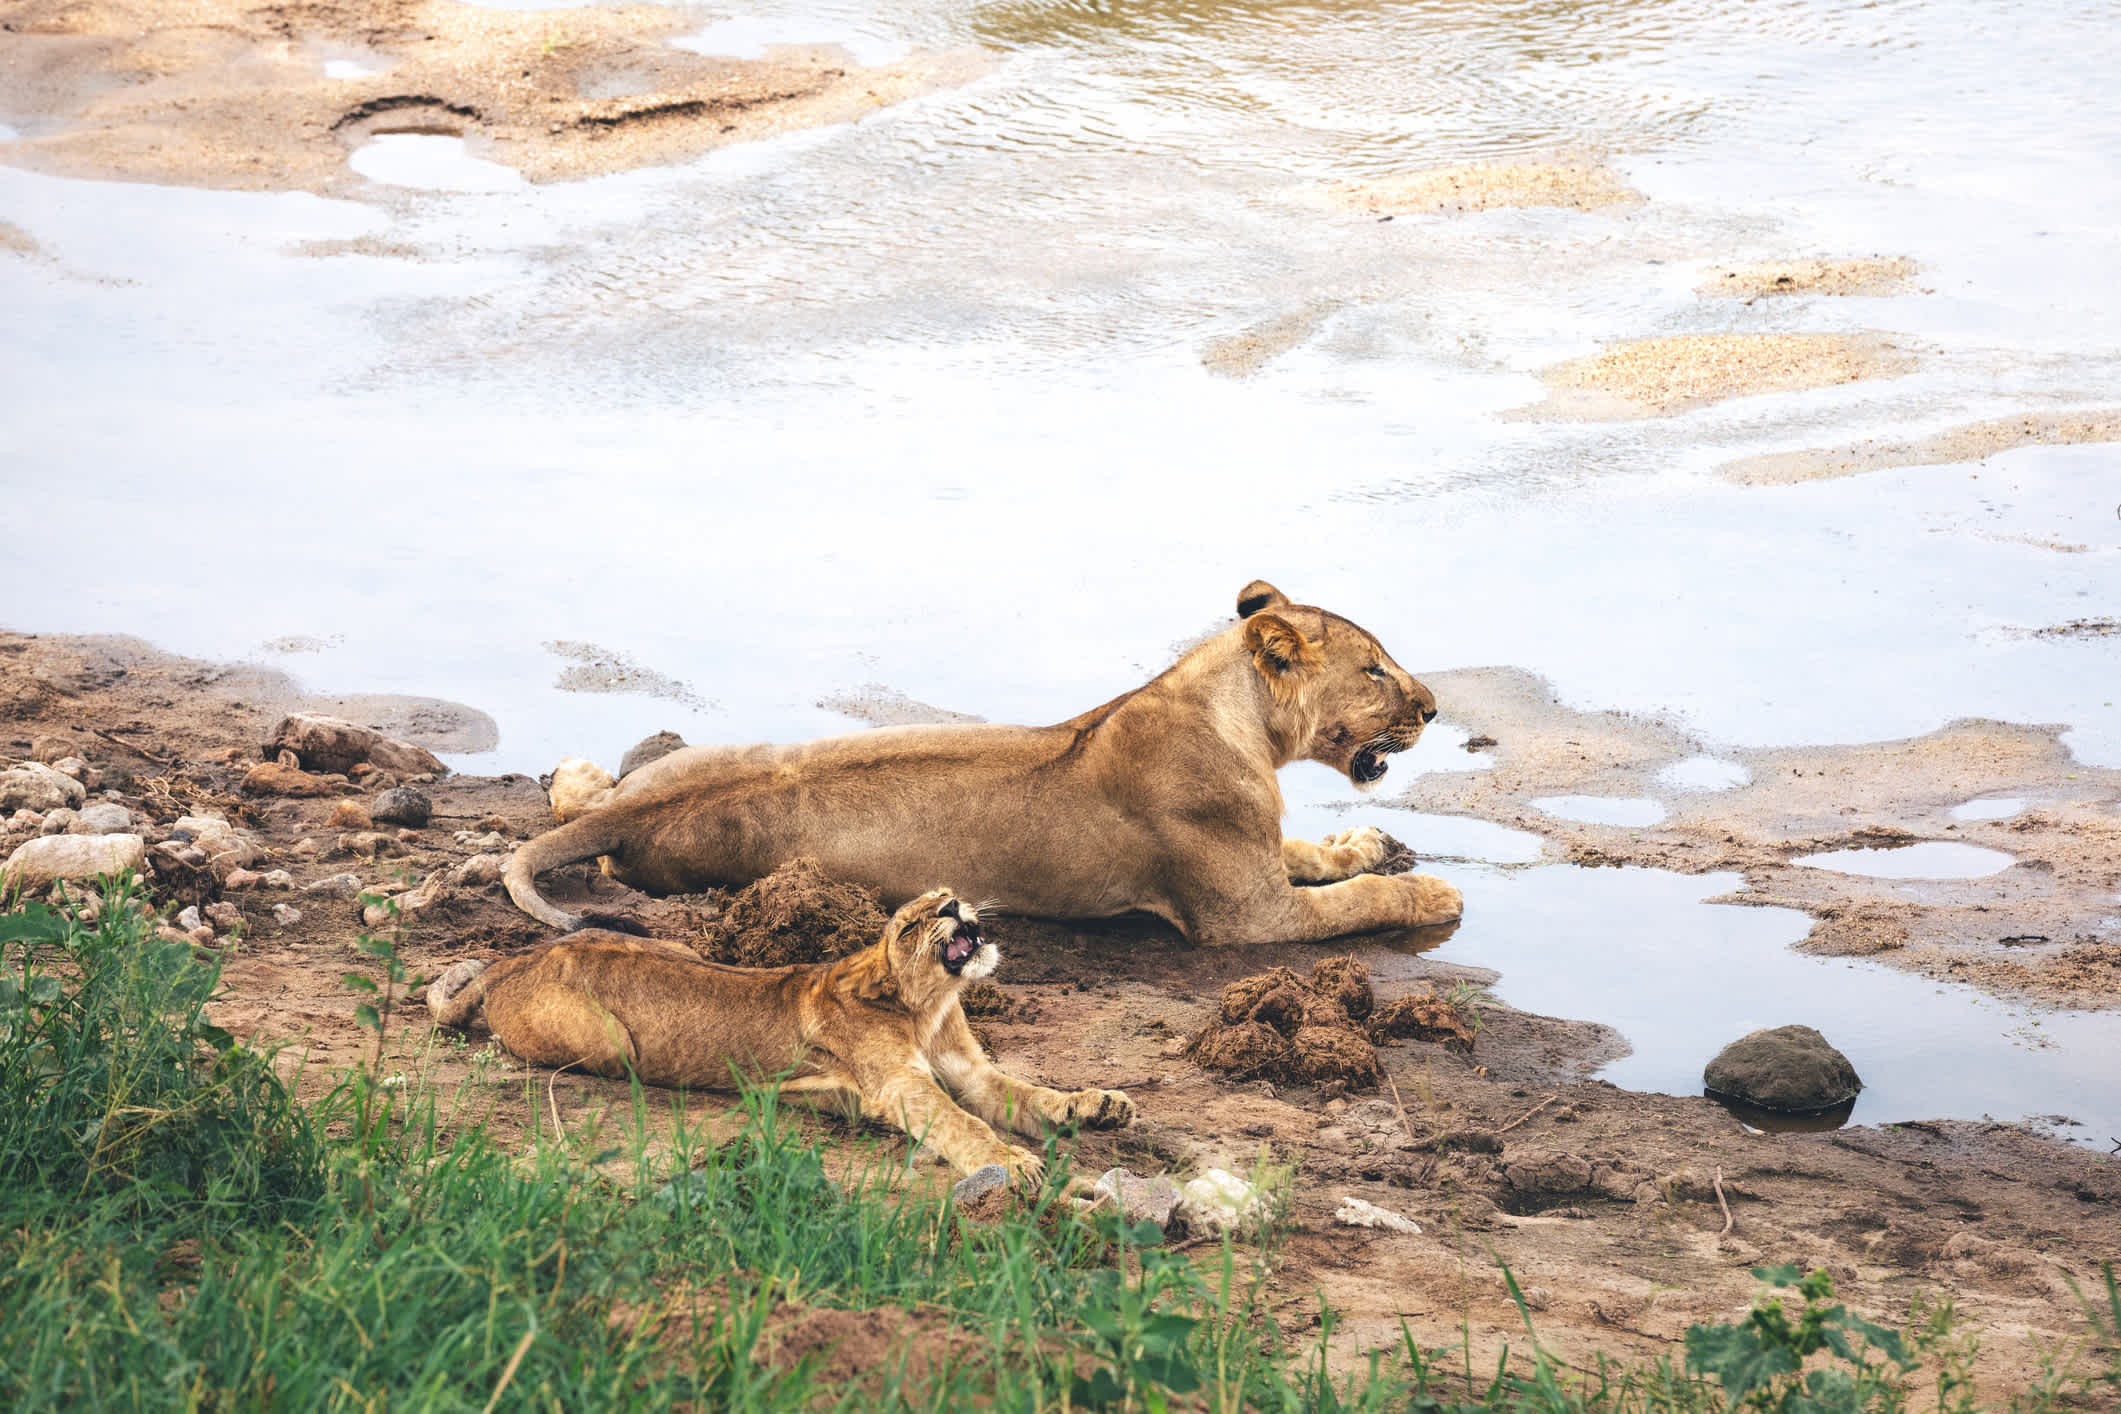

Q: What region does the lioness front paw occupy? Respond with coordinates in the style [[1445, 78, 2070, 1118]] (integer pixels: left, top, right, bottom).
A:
[[1405, 872, 1462, 925], [1322, 826, 1389, 872], [1064, 1089, 1135, 1130]]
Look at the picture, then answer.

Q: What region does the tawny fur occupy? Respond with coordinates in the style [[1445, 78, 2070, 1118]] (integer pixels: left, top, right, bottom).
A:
[[505, 581, 1463, 945], [427, 890, 1132, 1186]]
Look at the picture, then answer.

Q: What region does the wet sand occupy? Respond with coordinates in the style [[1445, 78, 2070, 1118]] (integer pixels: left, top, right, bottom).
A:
[[1329, 159, 1640, 217], [0, 0, 984, 193], [3, 630, 2117, 1398], [1698, 257, 1918, 299], [1199, 302, 1340, 378], [1723, 408, 2121, 486], [1524, 332, 1919, 419]]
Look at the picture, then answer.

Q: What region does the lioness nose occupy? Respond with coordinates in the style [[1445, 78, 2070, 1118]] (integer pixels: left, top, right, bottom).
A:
[[940, 898, 961, 919], [1421, 705, 1437, 723]]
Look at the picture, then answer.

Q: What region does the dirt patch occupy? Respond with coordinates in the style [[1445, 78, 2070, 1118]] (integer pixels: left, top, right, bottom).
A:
[[1720, 407, 2121, 485], [0, 220, 41, 257], [1199, 302, 1338, 378], [1329, 160, 1640, 217], [1185, 957, 1475, 1089], [699, 858, 887, 967], [816, 684, 986, 728], [546, 640, 716, 715], [1699, 257, 1917, 299], [1522, 333, 1918, 419], [0, 0, 986, 195]]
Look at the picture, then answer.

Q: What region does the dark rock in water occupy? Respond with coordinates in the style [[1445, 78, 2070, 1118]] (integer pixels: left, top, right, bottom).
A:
[[620, 730, 687, 779], [371, 786, 432, 829], [1703, 1024, 1863, 1112]]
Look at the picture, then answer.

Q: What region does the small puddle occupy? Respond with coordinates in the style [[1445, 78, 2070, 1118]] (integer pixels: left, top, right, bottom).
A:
[[1658, 756, 1751, 792], [1795, 841, 2016, 879], [1413, 865, 2121, 1146], [0, 123, 19, 143], [672, 17, 911, 66], [1950, 797, 2028, 821], [1530, 795, 1666, 828], [322, 59, 382, 80], [349, 135, 526, 193]]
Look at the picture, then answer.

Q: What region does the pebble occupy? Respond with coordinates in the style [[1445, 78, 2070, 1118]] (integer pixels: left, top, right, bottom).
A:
[[371, 786, 432, 828], [176, 905, 206, 932], [223, 868, 262, 890], [303, 872, 363, 897], [290, 838, 320, 858], [205, 901, 242, 931], [7, 809, 41, 832], [328, 801, 373, 831], [475, 814, 514, 836], [73, 802, 132, 835], [1092, 1167, 1184, 1231], [453, 853, 505, 886], [335, 831, 403, 859], [1176, 1169, 1267, 1235], [272, 903, 303, 926], [260, 869, 294, 889], [172, 814, 261, 875], [39, 808, 78, 836], [51, 757, 102, 790], [266, 713, 445, 777], [453, 830, 508, 852], [1334, 1196, 1422, 1235]]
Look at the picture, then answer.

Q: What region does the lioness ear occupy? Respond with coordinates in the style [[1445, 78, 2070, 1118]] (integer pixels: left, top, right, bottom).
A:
[[1243, 612, 1322, 681], [1236, 580, 1291, 619]]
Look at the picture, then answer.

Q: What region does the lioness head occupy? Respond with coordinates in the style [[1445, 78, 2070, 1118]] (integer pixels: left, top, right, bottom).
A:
[[1236, 580, 1439, 790], [883, 888, 998, 1005]]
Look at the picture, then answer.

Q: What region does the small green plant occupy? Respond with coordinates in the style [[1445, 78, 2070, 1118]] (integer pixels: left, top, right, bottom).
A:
[[347, 891, 423, 1074], [1446, 979, 1487, 1041], [1685, 1264, 1917, 1412]]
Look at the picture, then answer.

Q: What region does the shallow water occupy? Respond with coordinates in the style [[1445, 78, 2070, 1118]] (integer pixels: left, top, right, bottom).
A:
[[2, 0, 2118, 1130], [347, 135, 527, 193], [1529, 795, 1667, 828], [1950, 797, 2027, 822], [1795, 841, 2017, 880]]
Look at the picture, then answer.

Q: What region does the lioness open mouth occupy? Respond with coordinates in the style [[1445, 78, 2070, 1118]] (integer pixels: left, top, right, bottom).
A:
[[1351, 743, 1398, 784]]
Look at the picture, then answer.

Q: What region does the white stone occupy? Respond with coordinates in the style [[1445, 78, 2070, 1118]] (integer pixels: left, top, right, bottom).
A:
[[260, 869, 295, 889], [272, 903, 303, 926], [2, 833, 146, 890], [1177, 1168, 1268, 1235], [171, 814, 261, 875], [176, 905, 206, 932], [73, 802, 132, 835], [0, 763, 86, 814], [1334, 1196, 1421, 1234], [39, 808, 77, 836]]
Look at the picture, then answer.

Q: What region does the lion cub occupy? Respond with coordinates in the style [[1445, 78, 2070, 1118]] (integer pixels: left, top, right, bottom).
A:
[[426, 888, 1132, 1186]]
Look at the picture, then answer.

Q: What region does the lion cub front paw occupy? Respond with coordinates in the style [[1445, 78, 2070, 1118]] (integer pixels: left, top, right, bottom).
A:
[[1002, 1145, 1047, 1190], [1064, 1089, 1135, 1130]]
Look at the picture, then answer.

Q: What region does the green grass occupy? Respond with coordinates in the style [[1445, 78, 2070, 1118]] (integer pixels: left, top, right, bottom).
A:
[[1, 878, 2114, 1412]]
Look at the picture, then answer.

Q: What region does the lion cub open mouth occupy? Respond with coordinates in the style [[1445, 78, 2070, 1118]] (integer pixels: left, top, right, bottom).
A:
[[937, 897, 993, 977]]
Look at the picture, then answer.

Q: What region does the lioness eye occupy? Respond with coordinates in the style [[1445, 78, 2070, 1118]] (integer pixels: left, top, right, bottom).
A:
[[1365, 665, 1387, 680]]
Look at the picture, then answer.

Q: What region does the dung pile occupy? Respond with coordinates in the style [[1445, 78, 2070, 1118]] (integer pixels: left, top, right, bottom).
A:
[[698, 858, 889, 967], [1185, 957, 1478, 1089]]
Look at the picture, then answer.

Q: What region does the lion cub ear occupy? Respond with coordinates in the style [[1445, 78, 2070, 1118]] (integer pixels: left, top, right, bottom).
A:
[[1243, 612, 1323, 683], [1236, 580, 1291, 618]]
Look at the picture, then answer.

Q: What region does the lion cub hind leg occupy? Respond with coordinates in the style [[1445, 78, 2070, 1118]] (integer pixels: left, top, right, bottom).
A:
[[1281, 825, 1389, 884], [488, 983, 640, 1079]]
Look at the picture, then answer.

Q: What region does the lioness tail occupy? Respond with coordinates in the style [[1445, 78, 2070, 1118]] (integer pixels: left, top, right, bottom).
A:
[[504, 811, 630, 932]]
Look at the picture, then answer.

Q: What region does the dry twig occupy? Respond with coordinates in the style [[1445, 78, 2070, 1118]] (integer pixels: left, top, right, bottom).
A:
[[1493, 1094, 1558, 1136], [1713, 1165, 1734, 1236]]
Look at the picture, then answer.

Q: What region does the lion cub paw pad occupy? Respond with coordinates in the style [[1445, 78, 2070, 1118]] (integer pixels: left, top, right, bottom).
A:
[[1069, 1089, 1135, 1129]]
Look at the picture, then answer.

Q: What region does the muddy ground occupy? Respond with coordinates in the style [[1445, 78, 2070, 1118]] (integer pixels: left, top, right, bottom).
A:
[[0, 0, 984, 193], [4, 629, 2118, 1396]]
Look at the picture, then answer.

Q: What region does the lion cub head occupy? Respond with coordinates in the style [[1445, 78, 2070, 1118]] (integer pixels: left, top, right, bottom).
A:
[[1236, 579, 1439, 790], [882, 887, 997, 1013]]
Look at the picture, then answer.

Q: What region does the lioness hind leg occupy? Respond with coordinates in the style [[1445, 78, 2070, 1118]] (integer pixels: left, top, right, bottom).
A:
[[1281, 826, 1389, 884], [489, 984, 639, 1078]]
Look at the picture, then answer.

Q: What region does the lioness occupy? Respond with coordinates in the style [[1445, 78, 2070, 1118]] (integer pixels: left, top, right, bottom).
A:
[[506, 581, 1462, 945], [428, 889, 1131, 1185]]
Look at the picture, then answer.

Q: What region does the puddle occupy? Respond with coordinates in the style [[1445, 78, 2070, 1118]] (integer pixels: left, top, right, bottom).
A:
[[672, 17, 911, 67], [0, 124, 19, 143], [322, 59, 381, 80], [1795, 841, 2016, 880], [1951, 797, 2028, 821], [1418, 866, 2121, 1146], [1658, 756, 1752, 793], [348, 135, 526, 193], [1283, 762, 1545, 865], [1529, 795, 1667, 828]]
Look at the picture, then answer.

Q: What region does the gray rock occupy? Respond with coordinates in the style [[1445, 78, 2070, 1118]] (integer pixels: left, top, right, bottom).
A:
[[303, 872, 363, 897], [0, 763, 86, 814], [73, 802, 132, 835], [952, 1164, 1009, 1205], [2, 833, 146, 890], [620, 730, 687, 780], [1704, 1024, 1863, 1112], [171, 814, 260, 875], [1092, 1167, 1184, 1230], [176, 905, 206, 933], [271, 903, 303, 926], [371, 786, 432, 829]]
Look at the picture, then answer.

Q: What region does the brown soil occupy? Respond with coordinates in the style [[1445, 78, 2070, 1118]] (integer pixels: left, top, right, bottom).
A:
[[4, 629, 2118, 1399], [1396, 666, 2121, 1008], [1721, 407, 2121, 486], [1185, 957, 1477, 1090], [699, 857, 887, 967], [1329, 160, 1641, 217], [0, 0, 986, 195], [1699, 257, 1918, 299], [1522, 333, 1919, 419]]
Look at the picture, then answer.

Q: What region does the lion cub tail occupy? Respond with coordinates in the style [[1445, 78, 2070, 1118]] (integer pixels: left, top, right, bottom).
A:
[[503, 810, 630, 932], [426, 958, 490, 1029]]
